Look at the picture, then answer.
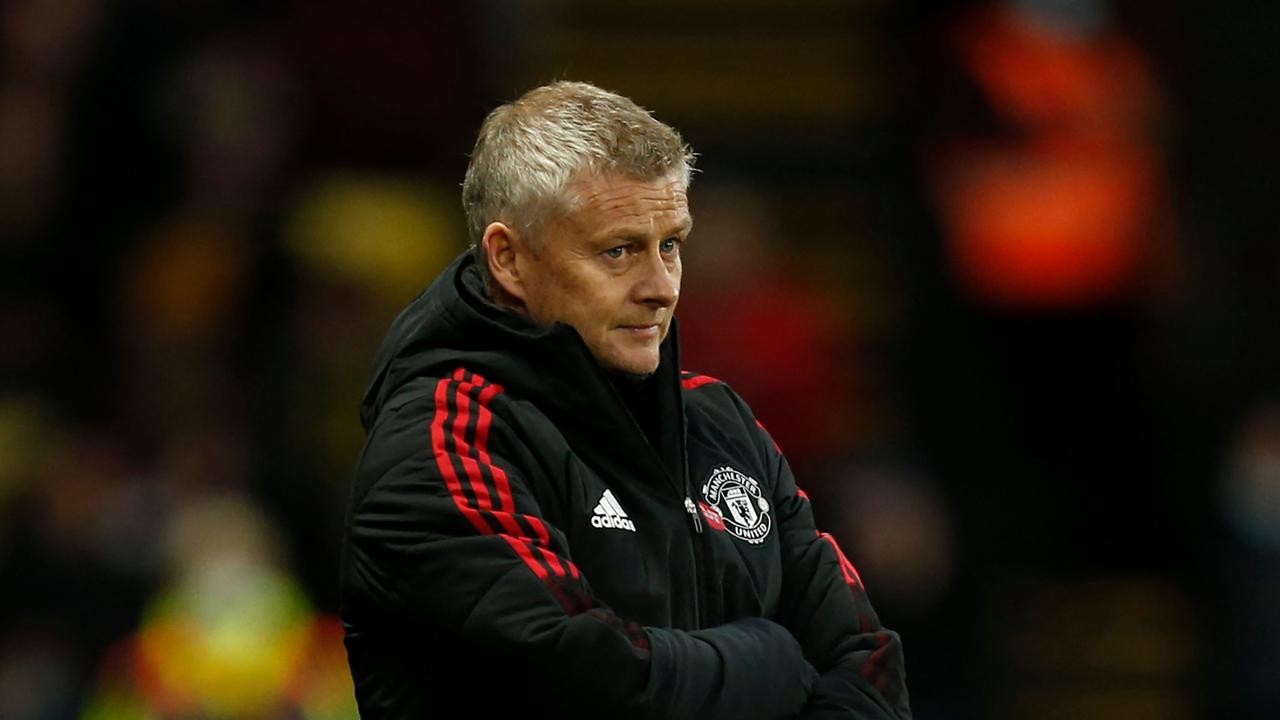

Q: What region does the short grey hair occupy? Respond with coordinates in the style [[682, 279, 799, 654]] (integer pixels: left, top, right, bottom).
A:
[[461, 81, 695, 283]]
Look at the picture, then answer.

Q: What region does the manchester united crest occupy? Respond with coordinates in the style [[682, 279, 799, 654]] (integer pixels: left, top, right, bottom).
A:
[[701, 466, 772, 544]]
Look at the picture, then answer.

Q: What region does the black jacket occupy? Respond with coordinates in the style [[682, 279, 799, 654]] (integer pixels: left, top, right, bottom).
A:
[[341, 253, 910, 719]]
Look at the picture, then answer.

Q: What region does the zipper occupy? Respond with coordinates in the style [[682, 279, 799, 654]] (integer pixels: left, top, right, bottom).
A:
[[684, 493, 707, 628], [576, 334, 707, 627], [676, 370, 710, 628], [684, 496, 703, 534]]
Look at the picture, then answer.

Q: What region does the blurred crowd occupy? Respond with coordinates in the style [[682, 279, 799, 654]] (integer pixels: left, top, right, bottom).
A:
[[1, 1, 1277, 718]]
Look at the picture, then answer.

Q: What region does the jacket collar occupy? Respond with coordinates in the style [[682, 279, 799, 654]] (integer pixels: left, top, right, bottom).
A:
[[363, 251, 689, 490]]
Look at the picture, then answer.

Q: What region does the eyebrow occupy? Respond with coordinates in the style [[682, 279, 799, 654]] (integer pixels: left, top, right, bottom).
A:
[[601, 217, 694, 243]]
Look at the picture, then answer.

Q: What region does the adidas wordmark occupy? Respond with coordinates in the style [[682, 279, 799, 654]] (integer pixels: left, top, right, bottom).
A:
[[591, 489, 635, 532]]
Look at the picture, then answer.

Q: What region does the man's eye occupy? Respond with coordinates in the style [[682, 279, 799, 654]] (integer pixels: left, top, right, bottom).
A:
[[661, 238, 679, 254], [605, 246, 626, 259]]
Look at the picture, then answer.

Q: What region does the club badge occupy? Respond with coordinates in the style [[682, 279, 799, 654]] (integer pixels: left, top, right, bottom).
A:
[[701, 466, 772, 544]]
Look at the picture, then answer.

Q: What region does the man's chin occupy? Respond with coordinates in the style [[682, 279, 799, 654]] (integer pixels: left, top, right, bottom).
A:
[[598, 351, 661, 379]]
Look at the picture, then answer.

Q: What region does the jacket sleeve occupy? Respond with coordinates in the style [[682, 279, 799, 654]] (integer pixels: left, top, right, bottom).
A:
[[344, 372, 816, 720], [755, 421, 912, 720]]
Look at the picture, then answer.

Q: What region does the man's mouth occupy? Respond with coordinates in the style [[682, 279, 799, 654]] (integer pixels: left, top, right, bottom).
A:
[[619, 323, 661, 337]]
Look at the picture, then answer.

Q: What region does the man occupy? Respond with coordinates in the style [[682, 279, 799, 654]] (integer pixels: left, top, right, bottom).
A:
[[341, 81, 910, 719]]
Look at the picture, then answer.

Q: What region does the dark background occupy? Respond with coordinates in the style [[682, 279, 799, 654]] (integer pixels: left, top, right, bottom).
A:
[[1, 0, 1277, 717]]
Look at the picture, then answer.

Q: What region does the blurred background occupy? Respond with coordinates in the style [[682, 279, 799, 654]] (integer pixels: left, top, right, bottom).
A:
[[1, 0, 1277, 717]]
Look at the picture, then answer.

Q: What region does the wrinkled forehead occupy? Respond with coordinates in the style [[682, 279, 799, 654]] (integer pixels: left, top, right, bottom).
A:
[[558, 171, 692, 235], [566, 171, 688, 207]]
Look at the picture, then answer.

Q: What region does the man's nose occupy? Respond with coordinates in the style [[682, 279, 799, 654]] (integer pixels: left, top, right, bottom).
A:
[[636, 251, 679, 307]]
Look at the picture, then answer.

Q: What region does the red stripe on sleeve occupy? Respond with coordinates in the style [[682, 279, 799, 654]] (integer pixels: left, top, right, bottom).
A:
[[755, 418, 784, 454], [477, 374, 636, 634], [819, 532, 864, 588], [469, 384, 553, 550], [450, 370, 577, 582], [433, 370, 614, 624], [680, 373, 721, 390], [861, 632, 893, 683], [434, 375, 556, 583], [500, 535, 549, 582], [455, 383, 578, 579], [452, 378, 496, 513], [474, 384, 505, 496], [475, 384, 510, 511], [536, 546, 568, 577], [498, 537, 582, 616], [821, 533, 855, 585], [432, 378, 495, 536]]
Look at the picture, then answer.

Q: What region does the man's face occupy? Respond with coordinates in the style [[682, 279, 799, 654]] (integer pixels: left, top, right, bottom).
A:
[[518, 172, 691, 376]]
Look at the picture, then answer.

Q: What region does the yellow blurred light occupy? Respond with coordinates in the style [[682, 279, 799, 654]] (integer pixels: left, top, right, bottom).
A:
[[284, 174, 462, 305], [134, 566, 313, 717]]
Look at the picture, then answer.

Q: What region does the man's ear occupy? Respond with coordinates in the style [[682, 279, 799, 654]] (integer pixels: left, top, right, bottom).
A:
[[482, 222, 527, 305]]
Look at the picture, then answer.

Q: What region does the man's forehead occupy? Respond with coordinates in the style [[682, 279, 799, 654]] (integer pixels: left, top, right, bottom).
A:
[[564, 172, 691, 231], [567, 171, 686, 201]]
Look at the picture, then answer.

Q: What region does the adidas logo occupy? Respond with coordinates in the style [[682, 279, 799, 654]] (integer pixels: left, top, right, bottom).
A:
[[590, 489, 636, 532]]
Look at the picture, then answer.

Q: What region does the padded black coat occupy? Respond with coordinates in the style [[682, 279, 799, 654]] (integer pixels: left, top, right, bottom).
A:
[[340, 253, 910, 719]]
